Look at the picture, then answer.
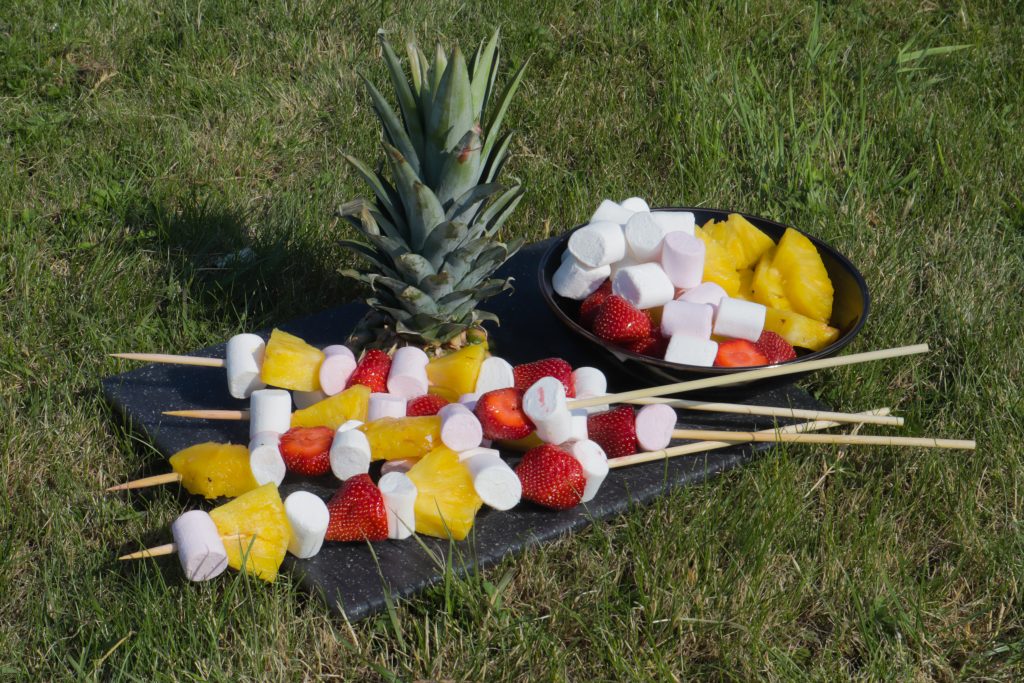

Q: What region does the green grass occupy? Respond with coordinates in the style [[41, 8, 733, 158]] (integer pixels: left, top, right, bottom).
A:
[[2, 0, 1023, 679]]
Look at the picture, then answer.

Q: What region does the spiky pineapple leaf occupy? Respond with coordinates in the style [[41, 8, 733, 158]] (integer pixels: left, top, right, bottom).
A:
[[383, 144, 445, 250], [435, 129, 482, 208], [481, 59, 529, 162], [377, 32, 424, 157], [446, 181, 503, 223], [361, 76, 421, 176], [470, 30, 500, 120]]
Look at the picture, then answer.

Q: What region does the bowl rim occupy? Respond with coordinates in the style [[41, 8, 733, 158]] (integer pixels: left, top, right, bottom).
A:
[[538, 206, 872, 376]]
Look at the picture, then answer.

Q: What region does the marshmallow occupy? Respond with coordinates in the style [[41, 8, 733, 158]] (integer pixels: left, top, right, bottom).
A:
[[651, 211, 695, 236], [367, 393, 407, 422], [635, 403, 676, 451], [463, 450, 522, 511], [438, 403, 483, 451], [612, 263, 675, 310], [337, 419, 364, 432], [387, 347, 430, 398], [474, 356, 515, 395], [457, 446, 501, 462], [589, 199, 636, 225], [458, 393, 480, 412], [292, 389, 326, 410], [381, 458, 419, 475], [679, 282, 727, 312], [171, 510, 228, 582], [284, 491, 329, 559], [378, 472, 417, 540], [248, 431, 286, 486], [567, 221, 626, 268], [329, 427, 371, 480], [609, 252, 641, 278], [712, 297, 766, 342], [567, 440, 609, 503], [660, 300, 714, 339], [572, 366, 607, 399], [660, 232, 705, 289], [248, 389, 292, 440], [664, 335, 718, 366], [523, 377, 573, 444], [624, 212, 666, 262], [620, 196, 651, 213], [225, 334, 267, 400], [552, 255, 611, 301], [569, 408, 589, 442], [319, 346, 357, 396]]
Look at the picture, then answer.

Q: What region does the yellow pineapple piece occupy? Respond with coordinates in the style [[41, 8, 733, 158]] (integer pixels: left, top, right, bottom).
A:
[[407, 446, 483, 540], [169, 442, 258, 499], [694, 224, 740, 296], [427, 385, 459, 402], [703, 214, 776, 269], [260, 329, 325, 392], [771, 228, 834, 323], [209, 483, 291, 582], [425, 343, 487, 397], [291, 384, 370, 429], [736, 267, 756, 301], [750, 247, 791, 310], [764, 307, 840, 351], [359, 416, 442, 461], [495, 432, 544, 451]]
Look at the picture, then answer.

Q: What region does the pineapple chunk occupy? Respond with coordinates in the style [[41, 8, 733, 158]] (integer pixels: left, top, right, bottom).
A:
[[360, 416, 442, 461], [750, 247, 791, 310], [260, 329, 325, 392], [694, 224, 740, 296], [495, 432, 544, 452], [169, 442, 257, 499], [764, 307, 840, 351], [703, 214, 776, 269], [407, 446, 483, 540], [736, 267, 756, 301], [771, 228, 834, 323], [426, 343, 487, 397], [291, 384, 370, 429], [209, 483, 291, 582]]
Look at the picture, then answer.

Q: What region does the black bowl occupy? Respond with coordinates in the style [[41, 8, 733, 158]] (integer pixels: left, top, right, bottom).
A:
[[538, 207, 870, 396]]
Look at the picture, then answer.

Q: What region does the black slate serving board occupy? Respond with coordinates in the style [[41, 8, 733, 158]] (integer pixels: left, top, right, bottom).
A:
[[102, 239, 829, 621]]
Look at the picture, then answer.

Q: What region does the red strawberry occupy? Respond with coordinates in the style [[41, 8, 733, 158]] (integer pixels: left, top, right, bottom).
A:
[[513, 357, 575, 397], [474, 388, 535, 440], [623, 330, 669, 358], [324, 474, 388, 541], [714, 339, 769, 367], [593, 295, 651, 343], [345, 349, 391, 392], [579, 279, 612, 328], [754, 331, 797, 364], [279, 426, 334, 476], [406, 394, 450, 417], [586, 406, 638, 458], [515, 444, 586, 510]]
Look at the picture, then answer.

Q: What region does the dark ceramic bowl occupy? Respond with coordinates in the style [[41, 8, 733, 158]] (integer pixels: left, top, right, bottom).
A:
[[539, 207, 870, 396]]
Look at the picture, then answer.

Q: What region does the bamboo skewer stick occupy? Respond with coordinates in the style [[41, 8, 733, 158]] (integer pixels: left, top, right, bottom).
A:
[[109, 353, 225, 368], [624, 397, 904, 426], [119, 533, 249, 561], [671, 428, 975, 451], [163, 409, 250, 420], [107, 472, 182, 492]]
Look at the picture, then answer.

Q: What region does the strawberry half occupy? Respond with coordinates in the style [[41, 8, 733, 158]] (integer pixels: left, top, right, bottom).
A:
[[345, 349, 392, 392], [754, 331, 797, 364], [516, 444, 586, 510], [279, 426, 334, 476], [513, 357, 575, 397], [592, 295, 651, 343], [579, 279, 612, 328], [474, 388, 535, 440], [587, 406, 638, 458], [325, 474, 388, 542], [714, 339, 769, 367], [406, 394, 450, 417]]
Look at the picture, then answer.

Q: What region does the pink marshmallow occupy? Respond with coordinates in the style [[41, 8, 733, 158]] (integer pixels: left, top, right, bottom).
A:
[[660, 232, 705, 289], [678, 282, 728, 313], [664, 336, 718, 366], [387, 346, 430, 398], [438, 403, 483, 452], [660, 300, 714, 339], [712, 297, 766, 342], [319, 353, 357, 396], [635, 403, 676, 451], [367, 393, 407, 422]]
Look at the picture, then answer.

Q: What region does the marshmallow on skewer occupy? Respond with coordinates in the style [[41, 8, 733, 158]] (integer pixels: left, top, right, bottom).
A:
[[660, 232, 705, 289], [458, 393, 480, 411], [292, 389, 327, 410], [620, 196, 650, 213], [589, 199, 636, 225], [568, 221, 626, 268], [387, 347, 430, 399], [475, 356, 515, 395], [651, 211, 695, 237], [623, 211, 667, 262], [329, 427, 372, 481], [319, 345, 357, 396], [553, 255, 611, 301], [567, 440, 609, 503], [381, 458, 419, 475], [712, 298, 767, 342], [523, 377, 573, 445], [225, 334, 267, 400], [572, 366, 607, 399], [612, 263, 675, 310], [378, 472, 417, 540], [249, 389, 292, 440], [665, 335, 718, 366], [634, 403, 677, 451], [367, 393, 407, 422], [249, 431, 286, 486], [439, 403, 484, 452], [661, 300, 714, 340], [679, 282, 727, 312], [284, 491, 329, 559], [463, 449, 522, 511], [170, 510, 228, 582]]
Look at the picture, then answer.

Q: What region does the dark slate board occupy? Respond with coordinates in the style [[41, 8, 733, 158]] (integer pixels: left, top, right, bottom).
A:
[[102, 239, 828, 621]]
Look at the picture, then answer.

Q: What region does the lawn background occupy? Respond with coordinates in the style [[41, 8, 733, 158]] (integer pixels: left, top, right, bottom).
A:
[[2, 0, 1023, 680]]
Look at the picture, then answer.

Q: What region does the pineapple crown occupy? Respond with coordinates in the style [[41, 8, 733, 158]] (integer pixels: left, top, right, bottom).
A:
[[337, 30, 528, 350]]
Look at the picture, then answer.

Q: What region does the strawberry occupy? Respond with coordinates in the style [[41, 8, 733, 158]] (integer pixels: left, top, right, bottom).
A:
[[579, 279, 612, 328], [623, 330, 669, 358], [592, 295, 651, 343], [345, 349, 391, 392], [586, 406, 637, 458], [754, 330, 797, 364], [324, 474, 388, 542], [279, 426, 334, 476], [513, 357, 575, 397], [406, 393, 450, 416], [714, 339, 769, 367], [515, 444, 586, 510], [474, 388, 535, 440]]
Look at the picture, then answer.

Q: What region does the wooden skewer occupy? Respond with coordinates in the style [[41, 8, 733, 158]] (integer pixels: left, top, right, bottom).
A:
[[671, 428, 975, 451], [107, 472, 182, 492], [609, 407, 891, 469], [109, 352, 226, 368], [163, 409, 250, 420], [569, 344, 930, 410], [119, 533, 249, 561], [624, 397, 904, 426]]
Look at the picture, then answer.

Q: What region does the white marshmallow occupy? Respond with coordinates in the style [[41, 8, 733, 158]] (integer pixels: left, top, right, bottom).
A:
[[323, 344, 354, 358], [319, 348, 357, 396], [660, 300, 714, 339], [679, 282, 727, 312], [567, 440, 609, 503], [336, 419, 364, 432], [523, 377, 573, 444], [474, 356, 515, 395], [329, 427, 371, 480], [387, 347, 430, 399], [567, 221, 626, 268], [463, 450, 521, 511], [248, 389, 292, 440], [660, 232, 705, 289], [378, 472, 417, 540], [381, 458, 419, 475], [635, 403, 676, 451], [651, 211, 695, 236], [569, 409, 589, 442], [612, 263, 675, 310], [284, 491, 329, 559], [292, 389, 326, 410], [171, 510, 228, 582], [589, 199, 636, 225], [367, 393, 407, 422], [609, 252, 641, 278], [664, 335, 718, 366], [620, 196, 650, 213], [458, 393, 480, 412], [552, 255, 611, 301], [572, 366, 607, 399], [623, 212, 666, 262], [457, 446, 501, 462], [225, 334, 267, 400], [438, 403, 483, 452], [248, 431, 286, 486], [713, 297, 766, 342]]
